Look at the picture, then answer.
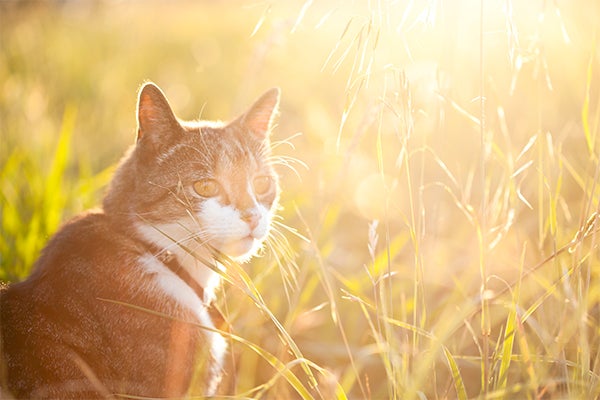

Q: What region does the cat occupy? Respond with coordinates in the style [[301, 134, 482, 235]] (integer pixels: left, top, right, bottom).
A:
[[0, 82, 281, 399]]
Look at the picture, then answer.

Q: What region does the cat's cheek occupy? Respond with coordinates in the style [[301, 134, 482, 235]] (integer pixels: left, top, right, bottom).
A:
[[199, 198, 243, 232]]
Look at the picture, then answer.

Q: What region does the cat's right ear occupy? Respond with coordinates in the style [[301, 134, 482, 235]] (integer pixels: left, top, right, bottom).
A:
[[136, 82, 180, 147]]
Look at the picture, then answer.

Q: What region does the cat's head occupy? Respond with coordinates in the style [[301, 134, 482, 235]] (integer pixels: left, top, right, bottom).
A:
[[104, 82, 280, 264]]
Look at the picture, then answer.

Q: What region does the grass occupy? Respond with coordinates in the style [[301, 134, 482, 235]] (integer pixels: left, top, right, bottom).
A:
[[2, 0, 600, 398]]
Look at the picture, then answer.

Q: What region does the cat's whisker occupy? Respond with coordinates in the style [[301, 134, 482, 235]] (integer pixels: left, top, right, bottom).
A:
[[135, 214, 212, 258], [265, 228, 299, 294], [268, 229, 298, 270], [154, 230, 212, 259], [270, 132, 303, 151], [267, 153, 305, 166], [266, 225, 299, 271], [267, 155, 307, 180], [272, 219, 310, 243], [144, 181, 191, 210]]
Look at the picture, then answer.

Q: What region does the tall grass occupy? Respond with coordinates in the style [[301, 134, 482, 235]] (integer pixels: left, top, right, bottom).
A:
[[2, 1, 600, 398], [0, 105, 112, 281]]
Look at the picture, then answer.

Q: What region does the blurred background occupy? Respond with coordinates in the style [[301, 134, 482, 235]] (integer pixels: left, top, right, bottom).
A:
[[2, 1, 600, 398]]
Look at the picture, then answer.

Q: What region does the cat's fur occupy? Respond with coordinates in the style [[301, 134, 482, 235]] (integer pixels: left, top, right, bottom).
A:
[[0, 82, 281, 399]]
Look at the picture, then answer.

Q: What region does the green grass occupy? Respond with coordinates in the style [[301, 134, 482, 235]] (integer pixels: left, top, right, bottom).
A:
[[2, 1, 600, 398]]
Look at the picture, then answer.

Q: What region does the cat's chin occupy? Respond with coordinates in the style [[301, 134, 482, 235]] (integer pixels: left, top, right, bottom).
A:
[[214, 236, 262, 262]]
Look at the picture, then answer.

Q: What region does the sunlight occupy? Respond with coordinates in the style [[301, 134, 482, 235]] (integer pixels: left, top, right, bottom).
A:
[[1, 0, 599, 398]]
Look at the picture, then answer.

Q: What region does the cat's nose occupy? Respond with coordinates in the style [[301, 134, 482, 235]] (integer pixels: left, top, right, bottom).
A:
[[241, 209, 260, 231]]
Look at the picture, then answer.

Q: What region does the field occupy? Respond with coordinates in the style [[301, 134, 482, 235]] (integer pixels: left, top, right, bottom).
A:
[[1, 1, 600, 398]]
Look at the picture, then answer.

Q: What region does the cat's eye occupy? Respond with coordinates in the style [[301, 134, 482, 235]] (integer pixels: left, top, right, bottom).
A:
[[253, 176, 273, 195], [193, 179, 221, 198]]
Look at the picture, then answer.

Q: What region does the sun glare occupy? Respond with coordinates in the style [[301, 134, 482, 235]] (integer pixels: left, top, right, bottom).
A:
[[2, 0, 600, 398]]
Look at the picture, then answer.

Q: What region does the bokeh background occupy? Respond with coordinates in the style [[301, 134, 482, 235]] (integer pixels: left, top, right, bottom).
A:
[[2, 1, 600, 398]]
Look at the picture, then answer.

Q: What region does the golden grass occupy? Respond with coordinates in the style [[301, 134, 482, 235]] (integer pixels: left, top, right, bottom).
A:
[[2, 1, 600, 398]]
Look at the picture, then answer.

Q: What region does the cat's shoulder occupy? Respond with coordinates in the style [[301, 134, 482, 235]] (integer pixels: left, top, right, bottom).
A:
[[33, 210, 141, 276], [46, 210, 128, 250], [2, 210, 140, 303]]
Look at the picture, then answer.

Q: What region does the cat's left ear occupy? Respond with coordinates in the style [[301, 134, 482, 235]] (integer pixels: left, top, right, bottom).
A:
[[238, 88, 281, 140]]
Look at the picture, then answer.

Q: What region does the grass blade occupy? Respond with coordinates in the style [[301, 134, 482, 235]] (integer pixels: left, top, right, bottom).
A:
[[582, 40, 596, 156], [98, 298, 322, 400]]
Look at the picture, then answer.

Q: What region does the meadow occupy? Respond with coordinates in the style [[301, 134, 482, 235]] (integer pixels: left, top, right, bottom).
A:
[[1, 1, 600, 398]]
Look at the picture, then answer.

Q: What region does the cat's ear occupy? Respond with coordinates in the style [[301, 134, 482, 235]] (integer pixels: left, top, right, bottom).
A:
[[136, 82, 180, 146], [238, 88, 280, 140]]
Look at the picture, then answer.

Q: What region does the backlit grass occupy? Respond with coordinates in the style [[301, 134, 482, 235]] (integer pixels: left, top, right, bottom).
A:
[[2, 1, 600, 398]]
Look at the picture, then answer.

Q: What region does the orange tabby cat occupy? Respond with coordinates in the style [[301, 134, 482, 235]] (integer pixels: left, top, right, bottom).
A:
[[0, 82, 281, 398]]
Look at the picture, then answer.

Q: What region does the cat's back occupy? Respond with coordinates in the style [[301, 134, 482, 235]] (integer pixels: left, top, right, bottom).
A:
[[2, 210, 139, 303], [0, 212, 183, 399]]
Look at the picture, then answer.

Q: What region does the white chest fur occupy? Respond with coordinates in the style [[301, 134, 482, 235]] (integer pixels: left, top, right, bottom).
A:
[[138, 253, 227, 395], [136, 221, 223, 302]]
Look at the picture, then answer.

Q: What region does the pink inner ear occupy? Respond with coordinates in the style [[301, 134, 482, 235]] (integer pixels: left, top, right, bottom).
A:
[[136, 94, 152, 141], [246, 110, 275, 134], [136, 83, 179, 142], [137, 99, 156, 140]]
